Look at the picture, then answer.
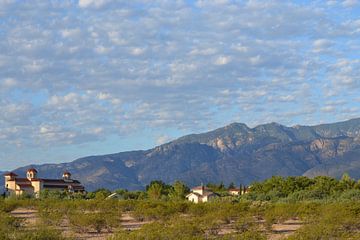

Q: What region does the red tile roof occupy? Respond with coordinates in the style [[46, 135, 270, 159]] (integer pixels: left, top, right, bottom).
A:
[[43, 184, 84, 191], [191, 186, 210, 190], [3, 172, 18, 177], [16, 183, 33, 188], [27, 168, 38, 173], [12, 178, 31, 182], [42, 179, 80, 184]]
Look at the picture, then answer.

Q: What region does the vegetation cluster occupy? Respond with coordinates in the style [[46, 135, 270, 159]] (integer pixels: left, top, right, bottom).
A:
[[2, 174, 360, 239]]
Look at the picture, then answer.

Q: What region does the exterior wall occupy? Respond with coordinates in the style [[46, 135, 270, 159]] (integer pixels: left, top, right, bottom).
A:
[[192, 189, 204, 195], [187, 193, 200, 203], [229, 190, 240, 195], [31, 181, 43, 197], [15, 185, 34, 196], [4, 179, 16, 197]]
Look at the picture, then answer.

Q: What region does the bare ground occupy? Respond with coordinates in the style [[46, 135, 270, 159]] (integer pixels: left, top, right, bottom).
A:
[[11, 208, 302, 240]]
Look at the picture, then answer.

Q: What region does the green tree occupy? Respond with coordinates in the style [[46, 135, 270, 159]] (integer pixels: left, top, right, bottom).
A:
[[228, 182, 236, 190], [147, 182, 164, 200], [339, 173, 356, 190], [93, 188, 112, 199], [169, 181, 189, 200]]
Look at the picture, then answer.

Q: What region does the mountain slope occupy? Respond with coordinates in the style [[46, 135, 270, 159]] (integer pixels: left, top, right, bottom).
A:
[[9, 118, 360, 191]]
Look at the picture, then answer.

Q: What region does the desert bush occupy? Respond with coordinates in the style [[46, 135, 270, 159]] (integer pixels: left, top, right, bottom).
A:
[[68, 201, 122, 233], [288, 202, 360, 239], [0, 198, 21, 212], [16, 226, 68, 240], [221, 230, 266, 240], [234, 214, 256, 233], [117, 199, 137, 211], [132, 201, 186, 221], [0, 211, 24, 239], [263, 202, 300, 228], [338, 189, 360, 201], [110, 220, 203, 240]]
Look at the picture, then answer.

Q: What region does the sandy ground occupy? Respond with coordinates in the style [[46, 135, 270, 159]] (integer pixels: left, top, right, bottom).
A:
[[11, 208, 302, 240], [268, 219, 303, 240], [11, 208, 38, 227]]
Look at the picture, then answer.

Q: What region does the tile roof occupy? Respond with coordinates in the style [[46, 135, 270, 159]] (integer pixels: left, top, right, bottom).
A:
[[16, 183, 33, 188], [42, 179, 80, 184], [228, 188, 240, 191], [191, 186, 210, 190], [3, 172, 18, 177]]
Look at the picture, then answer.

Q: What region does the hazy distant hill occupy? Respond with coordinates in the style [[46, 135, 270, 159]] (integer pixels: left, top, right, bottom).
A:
[[7, 118, 360, 191]]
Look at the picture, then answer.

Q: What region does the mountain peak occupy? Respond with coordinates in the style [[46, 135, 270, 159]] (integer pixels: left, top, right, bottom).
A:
[[6, 117, 360, 191]]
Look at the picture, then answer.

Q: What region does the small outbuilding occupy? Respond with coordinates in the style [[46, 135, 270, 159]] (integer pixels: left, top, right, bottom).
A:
[[186, 185, 217, 203]]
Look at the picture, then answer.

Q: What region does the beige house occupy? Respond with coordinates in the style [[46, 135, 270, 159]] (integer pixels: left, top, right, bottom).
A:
[[228, 188, 241, 196], [228, 186, 250, 196], [186, 185, 217, 203], [4, 168, 85, 197]]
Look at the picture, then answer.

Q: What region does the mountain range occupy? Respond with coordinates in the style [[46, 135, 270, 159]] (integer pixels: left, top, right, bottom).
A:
[[2, 118, 360, 191]]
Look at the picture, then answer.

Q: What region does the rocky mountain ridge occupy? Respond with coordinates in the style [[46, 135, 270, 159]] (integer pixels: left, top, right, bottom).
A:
[[3, 118, 360, 191]]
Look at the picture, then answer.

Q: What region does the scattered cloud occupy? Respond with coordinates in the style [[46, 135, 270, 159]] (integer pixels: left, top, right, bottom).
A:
[[342, 0, 358, 7], [0, 0, 359, 169], [78, 0, 113, 9], [156, 135, 173, 145], [214, 55, 232, 65]]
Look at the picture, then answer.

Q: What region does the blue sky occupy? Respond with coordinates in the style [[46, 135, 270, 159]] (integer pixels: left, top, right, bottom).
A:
[[1, 0, 360, 170]]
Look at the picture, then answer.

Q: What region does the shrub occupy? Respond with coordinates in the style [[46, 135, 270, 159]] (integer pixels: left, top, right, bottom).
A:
[[339, 189, 360, 201], [16, 227, 67, 240]]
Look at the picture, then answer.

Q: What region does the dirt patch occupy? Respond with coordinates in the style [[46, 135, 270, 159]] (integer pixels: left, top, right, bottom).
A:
[[11, 208, 39, 227], [120, 213, 152, 231], [268, 219, 303, 240]]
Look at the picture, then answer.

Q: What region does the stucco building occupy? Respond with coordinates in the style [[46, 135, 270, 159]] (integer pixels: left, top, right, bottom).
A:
[[228, 186, 249, 196], [186, 185, 217, 203], [4, 168, 85, 197]]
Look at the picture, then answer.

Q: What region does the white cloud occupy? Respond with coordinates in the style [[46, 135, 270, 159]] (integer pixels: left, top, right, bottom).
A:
[[60, 28, 81, 38], [1, 78, 17, 88], [321, 105, 336, 113], [95, 45, 110, 54], [97, 92, 111, 100], [78, 0, 113, 9], [342, 0, 358, 7], [189, 48, 217, 56], [249, 55, 262, 65], [214, 55, 231, 65], [130, 47, 146, 56], [156, 135, 172, 145], [313, 39, 333, 53]]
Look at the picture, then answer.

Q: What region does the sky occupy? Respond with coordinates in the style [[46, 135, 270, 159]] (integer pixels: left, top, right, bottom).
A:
[[0, 0, 360, 170]]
